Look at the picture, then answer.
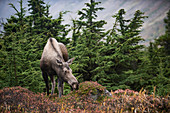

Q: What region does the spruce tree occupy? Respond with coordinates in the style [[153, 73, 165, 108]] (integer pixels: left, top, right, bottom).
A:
[[145, 10, 170, 95], [0, 0, 27, 87], [94, 9, 147, 91], [126, 10, 170, 95], [28, 0, 46, 30], [155, 10, 170, 56], [70, 0, 106, 81]]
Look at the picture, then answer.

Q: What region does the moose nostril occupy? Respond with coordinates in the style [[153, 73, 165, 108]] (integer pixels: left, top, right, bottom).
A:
[[73, 83, 79, 90]]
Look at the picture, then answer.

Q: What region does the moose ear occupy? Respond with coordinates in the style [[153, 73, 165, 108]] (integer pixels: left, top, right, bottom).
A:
[[56, 59, 63, 66], [67, 57, 75, 65]]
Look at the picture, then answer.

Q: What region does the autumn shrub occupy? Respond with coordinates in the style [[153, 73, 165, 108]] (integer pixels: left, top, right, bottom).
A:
[[0, 86, 60, 112], [0, 81, 169, 113]]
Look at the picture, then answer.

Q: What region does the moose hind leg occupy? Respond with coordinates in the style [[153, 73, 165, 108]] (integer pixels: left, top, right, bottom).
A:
[[42, 72, 49, 95], [50, 75, 56, 95], [57, 79, 64, 97]]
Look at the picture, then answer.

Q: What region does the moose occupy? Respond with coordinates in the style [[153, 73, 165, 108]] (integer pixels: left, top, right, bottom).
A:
[[40, 38, 79, 97]]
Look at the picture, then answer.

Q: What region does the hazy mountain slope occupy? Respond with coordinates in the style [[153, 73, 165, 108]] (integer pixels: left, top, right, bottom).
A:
[[48, 0, 170, 45], [0, 0, 170, 45]]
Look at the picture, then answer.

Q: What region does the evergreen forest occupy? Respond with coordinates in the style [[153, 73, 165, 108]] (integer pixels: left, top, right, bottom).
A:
[[0, 0, 170, 97]]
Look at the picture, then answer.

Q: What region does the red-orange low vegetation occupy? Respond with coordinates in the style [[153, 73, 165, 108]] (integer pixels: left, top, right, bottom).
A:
[[0, 81, 169, 113]]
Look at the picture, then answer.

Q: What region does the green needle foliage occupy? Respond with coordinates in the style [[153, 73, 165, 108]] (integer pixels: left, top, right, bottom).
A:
[[93, 9, 147, 91], [0, 0, 169, 96], [0, 0, 70, 93], [70, 0, 107, 82]]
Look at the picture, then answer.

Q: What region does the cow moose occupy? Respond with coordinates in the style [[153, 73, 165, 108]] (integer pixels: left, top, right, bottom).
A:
[[40, 38, 79, 97]]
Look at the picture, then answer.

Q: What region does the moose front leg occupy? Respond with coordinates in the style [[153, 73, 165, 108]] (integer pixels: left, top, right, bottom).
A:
[[57, 78, 64, 97], [42, 72, 49, 95], [50, 75, 56, 95]]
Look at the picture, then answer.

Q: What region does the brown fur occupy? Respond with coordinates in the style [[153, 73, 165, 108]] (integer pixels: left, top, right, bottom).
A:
[[58, 43, 69, 62]]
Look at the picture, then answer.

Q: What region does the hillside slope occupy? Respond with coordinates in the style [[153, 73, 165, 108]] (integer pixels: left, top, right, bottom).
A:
[[49, 0, 170, 45]]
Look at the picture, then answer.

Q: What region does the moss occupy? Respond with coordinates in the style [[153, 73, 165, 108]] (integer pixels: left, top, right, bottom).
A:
[[64, 81, 106, 102]]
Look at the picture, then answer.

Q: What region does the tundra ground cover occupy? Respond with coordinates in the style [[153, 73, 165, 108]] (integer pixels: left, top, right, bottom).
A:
[[0, 81, 169, 112]]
